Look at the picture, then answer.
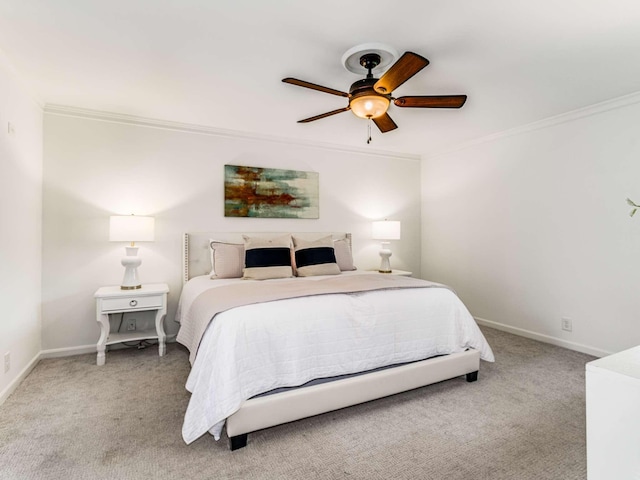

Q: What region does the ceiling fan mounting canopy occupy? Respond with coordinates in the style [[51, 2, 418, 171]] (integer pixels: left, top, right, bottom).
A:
[[359, 53, 382, 73], [282, 46, 467, 134], [341, 42, 398, 74]]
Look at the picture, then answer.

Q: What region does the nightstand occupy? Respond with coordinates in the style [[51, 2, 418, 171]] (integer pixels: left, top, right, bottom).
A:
[[370, 269, 413, 277], [94, 283, 169, 366]]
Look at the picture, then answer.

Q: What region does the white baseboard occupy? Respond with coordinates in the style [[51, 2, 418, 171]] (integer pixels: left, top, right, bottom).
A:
[[475, 317, 612, 358], [39, 337, 177, 359], [0, 352, 40, 406], [40, 344, 96, 359]]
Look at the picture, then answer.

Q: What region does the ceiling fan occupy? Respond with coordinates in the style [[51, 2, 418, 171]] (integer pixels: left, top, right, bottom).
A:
[[282, 48, 467, 136]]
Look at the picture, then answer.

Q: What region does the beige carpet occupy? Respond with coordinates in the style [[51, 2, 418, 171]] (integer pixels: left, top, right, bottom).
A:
[[0, 327, 593, 480]]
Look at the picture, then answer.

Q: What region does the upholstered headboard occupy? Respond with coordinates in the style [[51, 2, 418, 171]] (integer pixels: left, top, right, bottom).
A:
[[182, 232, 352, 284]]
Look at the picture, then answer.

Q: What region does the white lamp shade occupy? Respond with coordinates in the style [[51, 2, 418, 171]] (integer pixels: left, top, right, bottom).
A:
[[109, 215, 155, 242], [372, 220, 401, 240]]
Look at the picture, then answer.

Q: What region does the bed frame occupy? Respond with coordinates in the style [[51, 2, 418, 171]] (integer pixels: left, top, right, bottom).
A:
[[182, 232, 481, 450]]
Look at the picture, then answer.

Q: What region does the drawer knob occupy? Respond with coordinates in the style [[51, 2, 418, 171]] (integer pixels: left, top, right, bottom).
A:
[[129, 299, 138, 307]]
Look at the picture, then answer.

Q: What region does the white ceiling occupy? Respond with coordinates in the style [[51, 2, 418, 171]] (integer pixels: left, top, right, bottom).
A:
[[1, 0, 640, 156]]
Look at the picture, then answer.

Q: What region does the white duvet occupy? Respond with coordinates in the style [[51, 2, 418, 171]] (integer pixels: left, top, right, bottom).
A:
[[177, 273, 494, 444]]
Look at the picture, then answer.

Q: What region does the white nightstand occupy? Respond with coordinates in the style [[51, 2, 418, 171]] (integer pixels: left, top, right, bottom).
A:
[[369, 269, 413, 277], [94, 283, 169, 366]]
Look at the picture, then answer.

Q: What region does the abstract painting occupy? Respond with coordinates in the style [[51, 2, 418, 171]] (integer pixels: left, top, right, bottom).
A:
[[224, 165, 319, 218]]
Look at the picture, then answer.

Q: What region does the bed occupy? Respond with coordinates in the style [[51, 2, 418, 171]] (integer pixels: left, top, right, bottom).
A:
[[176, 232, 494, 450]]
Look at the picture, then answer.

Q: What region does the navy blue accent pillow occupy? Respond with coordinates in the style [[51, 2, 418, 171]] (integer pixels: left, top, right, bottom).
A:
[[242, 234, 294, 280], [292, 235, 341, 277], [295, 247, 337, 268], [245, 247, 291, 268]]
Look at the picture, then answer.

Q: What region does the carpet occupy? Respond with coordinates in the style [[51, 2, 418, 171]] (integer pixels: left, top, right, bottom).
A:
[[0, 327, 593, 480]]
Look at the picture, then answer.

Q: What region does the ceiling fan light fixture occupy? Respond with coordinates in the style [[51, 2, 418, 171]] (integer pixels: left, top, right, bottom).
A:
[[350, 94, 390, 119]]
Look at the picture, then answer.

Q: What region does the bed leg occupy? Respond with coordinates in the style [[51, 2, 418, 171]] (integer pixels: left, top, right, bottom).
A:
[[229, 434, 248, 451], [466, 371, 478, 382]]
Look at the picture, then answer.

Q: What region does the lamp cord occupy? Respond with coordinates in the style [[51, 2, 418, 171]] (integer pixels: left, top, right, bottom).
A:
[[367, 118, 372, 144]]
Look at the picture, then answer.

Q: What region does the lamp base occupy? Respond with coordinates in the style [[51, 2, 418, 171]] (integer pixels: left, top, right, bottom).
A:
[[378, 242, 392, 274], [120, 247, 142, 290]]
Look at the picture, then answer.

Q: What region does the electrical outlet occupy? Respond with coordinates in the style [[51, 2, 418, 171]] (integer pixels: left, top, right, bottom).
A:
[[4, 352, 10, 373], [561, 317, 572, 332], [7, 122, 15, 136], [126, 319, 136, 331]]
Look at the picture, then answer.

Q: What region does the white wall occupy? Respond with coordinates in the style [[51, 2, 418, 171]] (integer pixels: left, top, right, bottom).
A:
[[42, 112, 421, 351], [421, 96, 640, 356], [0, 53, 43, 400]]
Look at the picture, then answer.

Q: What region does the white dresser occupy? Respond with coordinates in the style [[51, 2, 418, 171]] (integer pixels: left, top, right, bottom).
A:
[[585, 346, 640, 479]]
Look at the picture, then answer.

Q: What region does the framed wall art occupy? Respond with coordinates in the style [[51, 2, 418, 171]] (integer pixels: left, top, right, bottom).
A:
[[224, 165, 319, 218]]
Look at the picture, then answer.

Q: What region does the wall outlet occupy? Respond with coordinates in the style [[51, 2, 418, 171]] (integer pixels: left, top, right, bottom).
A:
[[4, 352, 10, 373], [126, 319, 136, 331], [561, 317, 572, 332]]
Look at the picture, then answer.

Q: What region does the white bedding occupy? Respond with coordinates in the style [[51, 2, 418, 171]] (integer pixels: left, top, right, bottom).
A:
[[178, 272, 494, 444]]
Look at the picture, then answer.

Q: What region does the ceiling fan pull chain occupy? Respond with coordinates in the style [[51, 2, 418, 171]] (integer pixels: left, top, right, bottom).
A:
[[367, 118, 372, 144]]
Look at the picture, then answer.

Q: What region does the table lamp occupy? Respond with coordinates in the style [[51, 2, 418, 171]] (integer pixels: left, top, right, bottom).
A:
[[109, 215, 155, 289], [372, 220, 401, 273]]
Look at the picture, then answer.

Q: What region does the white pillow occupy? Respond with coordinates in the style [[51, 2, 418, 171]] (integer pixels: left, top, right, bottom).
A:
[[334, 238, 356, 271], [209, 240, 244, 279]]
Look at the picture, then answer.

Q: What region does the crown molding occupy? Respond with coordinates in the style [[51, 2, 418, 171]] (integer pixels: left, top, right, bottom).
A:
[[43, 104, 420, 162], [425, 89, 640, 160]]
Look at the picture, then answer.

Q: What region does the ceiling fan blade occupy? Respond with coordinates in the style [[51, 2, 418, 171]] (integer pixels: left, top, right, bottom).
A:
[[298, 107, 351, 123], [372, 113, 398, 133], [374, 52, 430, 94], [394, 95, 467, 108], [283, 78, 349, 98]]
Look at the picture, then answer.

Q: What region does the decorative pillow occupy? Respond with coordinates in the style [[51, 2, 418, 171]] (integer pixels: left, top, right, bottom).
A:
[[293, 235, 341, 277], [242, 234, 293, 280], [334, 238, 356, 271], [209, 241, 244, 279], [209, 240, 222, 276]]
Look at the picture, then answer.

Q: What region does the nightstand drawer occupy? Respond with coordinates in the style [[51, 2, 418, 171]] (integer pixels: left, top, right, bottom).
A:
[[100, 294, 163, 312]]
